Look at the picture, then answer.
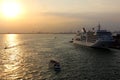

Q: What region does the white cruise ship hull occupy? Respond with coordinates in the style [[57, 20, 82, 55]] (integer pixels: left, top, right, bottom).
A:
[[73, 40, 114, 48]]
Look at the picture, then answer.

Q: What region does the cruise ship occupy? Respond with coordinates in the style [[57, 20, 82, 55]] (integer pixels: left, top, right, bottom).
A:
[[73, 24, 115, 48]]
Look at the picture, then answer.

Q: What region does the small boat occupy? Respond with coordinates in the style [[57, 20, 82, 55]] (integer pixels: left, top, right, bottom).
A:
[[4, 47, 7, 49], [49, 60, 61, 72], [69, 38, 74, 43], [54, 63, 61, 72], [72, 24, 115, 49], [69, 40, 73, 43]]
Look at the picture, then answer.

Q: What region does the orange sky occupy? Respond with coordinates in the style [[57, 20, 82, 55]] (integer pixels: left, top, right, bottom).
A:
[[0, 0, 120, 33]]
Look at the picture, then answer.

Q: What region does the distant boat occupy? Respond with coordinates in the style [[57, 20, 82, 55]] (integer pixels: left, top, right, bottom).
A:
[[49, 60, 61, 72], [69, 38, 73, 43], [73, 24, 115, 48]]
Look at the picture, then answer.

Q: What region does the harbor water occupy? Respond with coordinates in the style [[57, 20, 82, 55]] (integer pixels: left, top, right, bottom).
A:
[[0, 34, 120, 80]]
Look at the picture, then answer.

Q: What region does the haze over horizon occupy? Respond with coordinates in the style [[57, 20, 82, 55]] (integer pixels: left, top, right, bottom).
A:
[[0, 0, 120, 33]]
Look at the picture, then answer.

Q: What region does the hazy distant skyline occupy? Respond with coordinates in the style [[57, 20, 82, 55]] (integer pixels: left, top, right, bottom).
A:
[[0, 0, 120, 33]]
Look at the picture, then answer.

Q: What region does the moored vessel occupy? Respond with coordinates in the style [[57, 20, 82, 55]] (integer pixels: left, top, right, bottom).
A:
[[73, 24, 115, 48]]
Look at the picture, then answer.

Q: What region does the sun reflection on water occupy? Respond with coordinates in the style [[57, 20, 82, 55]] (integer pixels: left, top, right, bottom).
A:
[[5, 34, 18, 47], [1, 34, 24, 79]]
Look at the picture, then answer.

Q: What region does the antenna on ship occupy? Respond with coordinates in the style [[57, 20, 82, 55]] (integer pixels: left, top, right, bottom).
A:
[[98, 23, 101, 31]]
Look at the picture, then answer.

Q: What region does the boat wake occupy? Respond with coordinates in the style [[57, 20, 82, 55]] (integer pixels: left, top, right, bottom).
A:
[[4, 43, 26, 49]]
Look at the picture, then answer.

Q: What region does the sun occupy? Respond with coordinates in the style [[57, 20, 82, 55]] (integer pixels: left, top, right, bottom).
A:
[[1, 1, 21, 18]]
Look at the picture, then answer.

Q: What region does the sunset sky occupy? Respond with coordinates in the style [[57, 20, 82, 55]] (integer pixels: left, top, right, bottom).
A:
[[0, 0, 120, 33]]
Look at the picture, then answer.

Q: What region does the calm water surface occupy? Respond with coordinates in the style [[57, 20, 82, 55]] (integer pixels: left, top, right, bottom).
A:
[[0, 34, 120, 80]]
